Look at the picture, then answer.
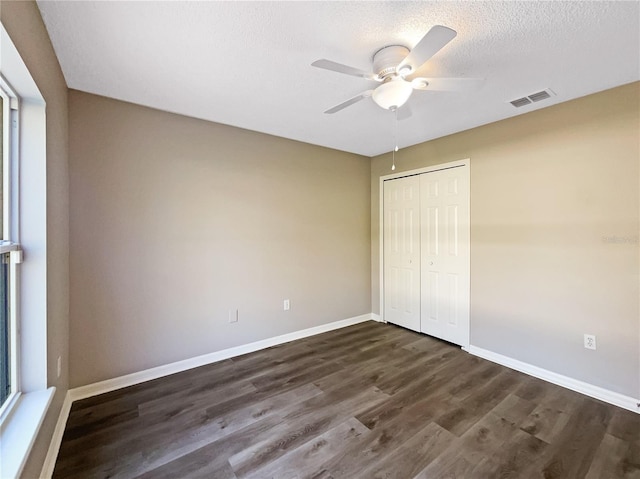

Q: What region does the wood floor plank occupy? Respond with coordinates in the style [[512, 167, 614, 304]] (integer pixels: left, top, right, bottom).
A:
[[520, 402, 573, 445], [469, 427, 548, 478], [135, 414, 289, 479], [317, 328, 416, 367], [249, 355, 339, 390], [412, 451, 475, 479], [355, 362, 465, 431], [241, 417, 370, 479], [490, 393, 536, 427], [135, 449, 238, 479], [434, 368, 525, 436], [539, 398, 614, 478], [311, 359, 401, 397], [316, 395, 456, 478], [608, 407, 640, 443], [360, 421, 456, 479], [137, 377, 256, 417], [416, 409, 537, 478], [53, 321, 640, 479], [401, 334, 450, 355], [228, 386, 389, 477], [585, 433, 640, 479], [61, 403, 139, 443], [372, 347, 468, 396]]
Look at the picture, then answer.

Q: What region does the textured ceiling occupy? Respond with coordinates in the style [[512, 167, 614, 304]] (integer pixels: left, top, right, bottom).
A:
[[37, 1, 639, 157]]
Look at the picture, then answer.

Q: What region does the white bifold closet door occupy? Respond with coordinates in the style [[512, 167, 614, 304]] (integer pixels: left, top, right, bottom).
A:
[[383, 164, 469, 347], [383, 175, 421, 332], [419, 167, 469, 347]]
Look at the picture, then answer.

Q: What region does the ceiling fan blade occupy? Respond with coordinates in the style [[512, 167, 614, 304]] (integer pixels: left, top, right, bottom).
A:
[[398, 25, 457, 74], [412, 77, 484, 91], [397, 105, 412, 121], [312, 59, 379, 81], [324, 90, 374, 114]]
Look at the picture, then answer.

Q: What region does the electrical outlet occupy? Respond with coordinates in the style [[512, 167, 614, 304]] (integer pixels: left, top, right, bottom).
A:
[[283, 299, 290, 311], [57, 356, 62, 378], [584, 334, 596, 350], [228, 309, 238, 323]]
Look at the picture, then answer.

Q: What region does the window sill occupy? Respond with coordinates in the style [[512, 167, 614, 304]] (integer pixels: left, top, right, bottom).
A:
[[0, 387, 55, 478]]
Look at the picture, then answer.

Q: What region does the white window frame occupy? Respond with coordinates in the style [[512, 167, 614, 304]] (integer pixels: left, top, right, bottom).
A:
[[0, 76, 22, 420], [0, 22, 53, 479]]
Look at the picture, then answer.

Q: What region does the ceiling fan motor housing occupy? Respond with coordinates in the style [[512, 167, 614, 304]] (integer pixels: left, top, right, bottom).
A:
[[373, 45, 410, 79]]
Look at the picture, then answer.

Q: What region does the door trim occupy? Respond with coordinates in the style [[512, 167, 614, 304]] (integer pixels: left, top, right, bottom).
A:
[[379, 159, 470, 346]]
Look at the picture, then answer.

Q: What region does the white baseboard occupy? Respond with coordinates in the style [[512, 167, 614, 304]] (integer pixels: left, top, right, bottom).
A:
[[468, 345, 639, 414], [69, 313, 374, 402], [40, 391, 72, 479], [371, 313, 383, 322]]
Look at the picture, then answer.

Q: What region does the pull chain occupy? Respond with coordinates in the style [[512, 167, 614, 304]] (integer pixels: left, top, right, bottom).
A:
[[391, 107, 398, 171]]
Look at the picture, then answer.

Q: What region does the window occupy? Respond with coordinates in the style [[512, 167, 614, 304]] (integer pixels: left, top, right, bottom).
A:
[[0, 249, 9, 405], [0, 80, 20, 412], [0, 22, 52, 478], [0, 91, 6, 406]]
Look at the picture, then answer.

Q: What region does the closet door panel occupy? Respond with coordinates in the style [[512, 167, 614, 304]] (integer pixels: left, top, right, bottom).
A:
[[420, 167, 469, 346], [383, 176, 421, 332]]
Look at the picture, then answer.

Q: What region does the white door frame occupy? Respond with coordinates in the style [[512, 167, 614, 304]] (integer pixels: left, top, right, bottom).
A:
[[379, 159, 471, 345]]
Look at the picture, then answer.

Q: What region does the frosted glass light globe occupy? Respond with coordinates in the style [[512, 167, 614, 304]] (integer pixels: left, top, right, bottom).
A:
[[372, 78, 413, 110]]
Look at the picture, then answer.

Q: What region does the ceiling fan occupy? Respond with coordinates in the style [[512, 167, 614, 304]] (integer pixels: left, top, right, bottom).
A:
[[312, 25, 476, 115]]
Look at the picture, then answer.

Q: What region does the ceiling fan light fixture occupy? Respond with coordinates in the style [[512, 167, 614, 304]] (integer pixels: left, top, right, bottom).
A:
[[372, 78, 413, 110], [397, 65, 412, 77]]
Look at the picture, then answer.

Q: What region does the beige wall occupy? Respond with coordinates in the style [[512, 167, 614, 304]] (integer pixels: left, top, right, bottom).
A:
[[372, 82, 640, 398], [0, 1, 70, 477], [68, 91, 371, 388]]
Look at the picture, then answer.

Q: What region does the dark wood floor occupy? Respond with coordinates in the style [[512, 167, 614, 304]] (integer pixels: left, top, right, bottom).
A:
[[53, 321, 639, 479]]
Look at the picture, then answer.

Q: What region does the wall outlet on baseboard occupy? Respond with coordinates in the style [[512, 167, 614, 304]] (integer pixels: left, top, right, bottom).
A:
[[283, 299, 290, 311], [584, 334, 596, 350], [228, 309, 238, 323]]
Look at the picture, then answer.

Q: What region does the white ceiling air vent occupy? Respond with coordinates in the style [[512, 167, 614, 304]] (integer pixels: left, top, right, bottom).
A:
[[509, 88, 556, 108], [510, 97, 532, 107], [528, 90, 551, 102]]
